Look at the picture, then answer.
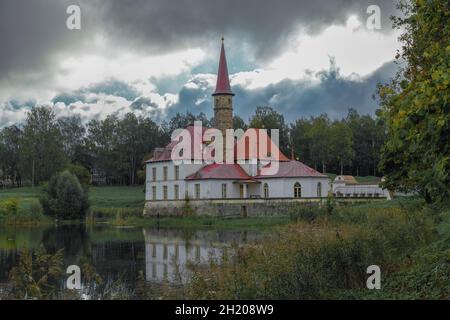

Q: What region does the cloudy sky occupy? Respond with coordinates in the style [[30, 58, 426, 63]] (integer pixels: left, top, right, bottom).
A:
[[0, 0, 402, 127]]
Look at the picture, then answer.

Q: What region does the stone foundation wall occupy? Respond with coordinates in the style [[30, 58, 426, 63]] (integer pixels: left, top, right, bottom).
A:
[[143, 198, 385, 217]]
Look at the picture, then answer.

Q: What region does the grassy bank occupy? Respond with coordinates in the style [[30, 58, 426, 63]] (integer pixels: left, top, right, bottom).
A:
[[0, 186, 289, 229], [0, 186, 145, 208], [0, 193, 49, 226], [114, 216, 290, 230], [183, 199, 449, 299], [0, 186, 145, 226]]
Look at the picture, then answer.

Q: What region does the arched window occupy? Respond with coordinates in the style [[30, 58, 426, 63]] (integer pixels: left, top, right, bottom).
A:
[[294, 182, 301, 198], [263, 183, 269, 198], [317, 182, 322, 197]]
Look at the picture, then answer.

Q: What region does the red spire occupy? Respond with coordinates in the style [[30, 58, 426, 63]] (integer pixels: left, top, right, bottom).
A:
[[212, 38, 234, 96]]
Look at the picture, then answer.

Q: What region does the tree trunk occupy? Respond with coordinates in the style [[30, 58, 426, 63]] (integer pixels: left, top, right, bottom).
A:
[[31, 159, 35, 188]]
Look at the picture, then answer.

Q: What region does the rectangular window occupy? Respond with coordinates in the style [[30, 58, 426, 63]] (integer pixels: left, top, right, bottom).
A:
[[163, 166, 168, 181], [163, 185, 168, 200], [163, 244, 168, 260], [195, 184, 200, 199], [152, 167, 156, 181], [222, 183, 227, 198], [175, 244, 179, 260], [152, 186, 156, 200], [174, 185, 179, 200], [174, 166, 179, 180]]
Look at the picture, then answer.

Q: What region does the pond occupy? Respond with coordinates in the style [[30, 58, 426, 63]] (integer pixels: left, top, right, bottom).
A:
[[0, 223, 264, 297]]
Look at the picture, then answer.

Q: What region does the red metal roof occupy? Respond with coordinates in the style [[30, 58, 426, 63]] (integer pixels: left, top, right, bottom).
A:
[[146, 126, 207, 163], [256, 160, 327, 178], [147, 126, 290, 164], [234, 128, 290, 162], [185, 163, 254, 181], [212, 39, 234, 96]]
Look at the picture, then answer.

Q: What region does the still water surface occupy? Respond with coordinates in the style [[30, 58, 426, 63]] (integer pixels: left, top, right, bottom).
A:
[[0, 224, 263, 287]]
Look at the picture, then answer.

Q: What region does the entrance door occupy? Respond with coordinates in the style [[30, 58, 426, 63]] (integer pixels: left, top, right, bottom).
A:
[[239, 184, 244, 198]]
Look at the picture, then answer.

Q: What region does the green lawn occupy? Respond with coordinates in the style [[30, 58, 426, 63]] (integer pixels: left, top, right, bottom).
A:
[[0, 186, 145, 210], [89, 186, 145, 209]]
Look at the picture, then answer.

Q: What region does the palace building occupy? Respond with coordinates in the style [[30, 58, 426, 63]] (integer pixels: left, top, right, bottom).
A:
[[144, 39, 330, 217]]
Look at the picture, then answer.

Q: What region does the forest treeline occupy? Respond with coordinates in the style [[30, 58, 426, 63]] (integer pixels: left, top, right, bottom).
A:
[[0, 106, 385, 186]]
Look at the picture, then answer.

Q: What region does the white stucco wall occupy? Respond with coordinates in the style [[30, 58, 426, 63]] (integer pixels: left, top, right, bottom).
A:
[[258, 177, 330, 198], [332, 184, 390, 199], [145, 161, 203, 200], [146, 161, 330, 200], [185, 180, 243, 199]]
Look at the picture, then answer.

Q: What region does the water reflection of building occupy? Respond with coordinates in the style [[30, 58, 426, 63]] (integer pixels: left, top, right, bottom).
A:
[[143, 228, 260, 283]]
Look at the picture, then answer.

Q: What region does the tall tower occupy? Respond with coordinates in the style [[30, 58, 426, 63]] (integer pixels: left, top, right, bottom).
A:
[[213, 38, 234, 136]]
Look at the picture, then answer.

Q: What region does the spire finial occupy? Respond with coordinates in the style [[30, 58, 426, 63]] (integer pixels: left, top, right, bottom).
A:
[[212, 36, 234, 96]]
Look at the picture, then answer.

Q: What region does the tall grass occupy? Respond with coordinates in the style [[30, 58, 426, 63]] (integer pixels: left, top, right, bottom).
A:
[[185, 203, 442, 299]]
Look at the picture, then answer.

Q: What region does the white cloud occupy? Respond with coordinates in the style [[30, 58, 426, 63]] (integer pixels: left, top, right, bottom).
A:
[[231, 16, 401, 89], [55, 47, 206, 92]]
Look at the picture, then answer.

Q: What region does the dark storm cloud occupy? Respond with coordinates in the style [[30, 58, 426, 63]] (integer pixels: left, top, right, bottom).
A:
[[52, 79, 140, 105], [0, 0, 399, 79], [100, 0, 398, 61], [0, 0, 100, 78], [164, 60, 398, 122], [130, 97, 159, 110], [234, 61, 397, 121], [5, 99, 37, 111], [243, 62, 396, 121]]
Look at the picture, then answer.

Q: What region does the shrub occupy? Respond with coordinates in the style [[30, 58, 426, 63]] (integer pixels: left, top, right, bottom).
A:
[[40, 170, 90, 219], [29, 199, 44, 217], [182, 196, 194, 216], [0, 198, 19, 216], [67, 163, 91, 186]]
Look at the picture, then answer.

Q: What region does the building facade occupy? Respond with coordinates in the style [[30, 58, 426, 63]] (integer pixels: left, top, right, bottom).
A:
[[331, 175, 391, 199], [144, 40, 332, 217]]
